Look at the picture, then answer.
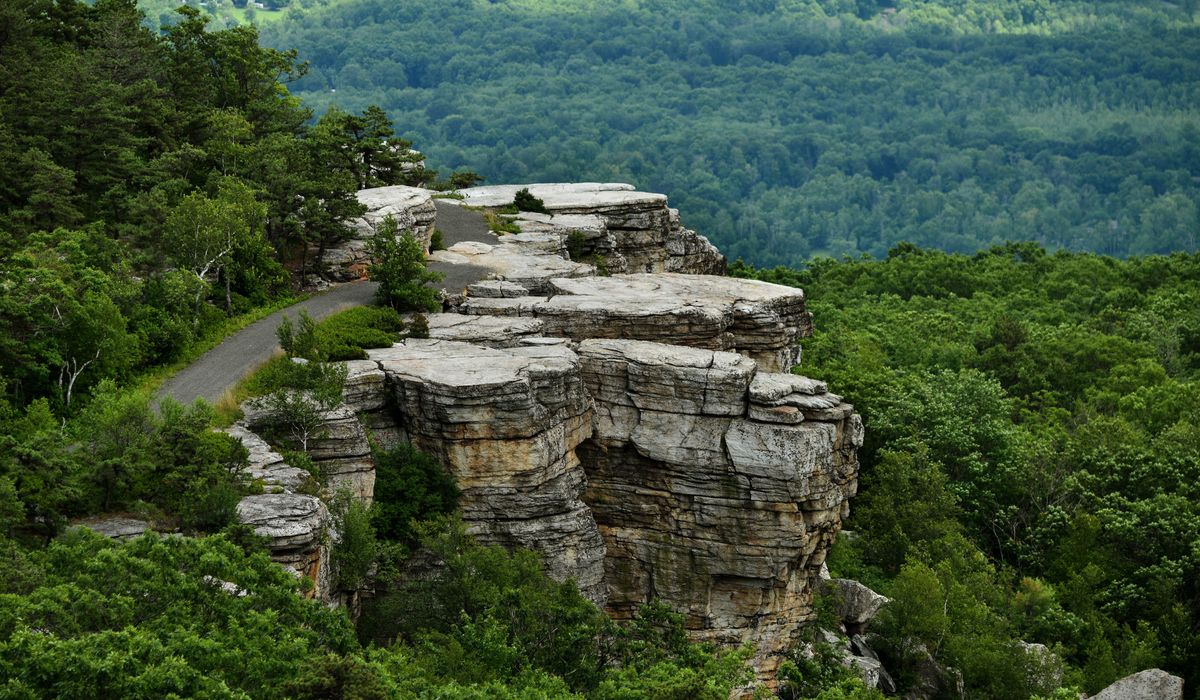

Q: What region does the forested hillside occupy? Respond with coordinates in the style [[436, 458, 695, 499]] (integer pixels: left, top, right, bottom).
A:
[[263, 0, 1200, 266], [736, 246, 1200, 696]]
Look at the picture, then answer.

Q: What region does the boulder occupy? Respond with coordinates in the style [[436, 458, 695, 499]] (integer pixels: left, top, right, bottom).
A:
[[820, 578, 890, 633], [1090, 669, 1184, 700]]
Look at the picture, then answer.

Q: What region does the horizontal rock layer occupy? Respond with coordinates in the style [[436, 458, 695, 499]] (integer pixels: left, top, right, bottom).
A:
[[460, 273, 813, 372], [575, 339, 862, 680], [456, 183, 725, 275], [366, 339, 607, 603]]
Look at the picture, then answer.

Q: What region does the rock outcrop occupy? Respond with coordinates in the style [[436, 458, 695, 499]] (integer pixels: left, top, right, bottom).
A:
[[236, 493, 333, 599], [241, 400, 376, 502], [575, 339, 861, 678], [225, 419, 334, 601], [820, 577, 890, 635], [324, 185, 438, 281], [1090, 669, 1184, 700], [459, 273, 812, 372], [222, 180, 859, 687], [364, 339, 607, 603], [455, 183, 726, 275]]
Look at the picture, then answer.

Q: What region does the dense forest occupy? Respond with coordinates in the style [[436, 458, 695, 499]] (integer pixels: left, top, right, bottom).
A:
[[263, 0, 1200, 266], [3, 0, 1199, 697], [735, 245, 1200, 696]]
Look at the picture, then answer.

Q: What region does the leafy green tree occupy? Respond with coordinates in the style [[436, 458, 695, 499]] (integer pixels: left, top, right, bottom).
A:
[[367, 215, 443, 312], [370, 443, 459, 546]]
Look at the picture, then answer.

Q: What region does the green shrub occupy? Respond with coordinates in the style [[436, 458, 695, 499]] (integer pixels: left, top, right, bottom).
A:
[[332, 490, 377, 591], [513, 187, 548, 214], [484, 211, 521, 234], [312, 306, 405, 360], [566, 231, 587, 261], [430, 228, 446, 251], [371, 443, 458, 546], [367, 215, 443, 312]]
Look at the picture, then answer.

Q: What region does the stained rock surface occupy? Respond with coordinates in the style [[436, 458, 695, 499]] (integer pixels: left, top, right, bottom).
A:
[[365, 339, 607, 603], [236, 493, 333, 599], [575, 339, 862, 678]]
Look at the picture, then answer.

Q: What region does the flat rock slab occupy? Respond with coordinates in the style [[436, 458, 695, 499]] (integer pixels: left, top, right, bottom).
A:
[[457, 182, 667, 211], [430, 241, 593, 293], [236, 493, 328, 550], [70, 516, 153, 541], [461, 273, 810, 372], [426, 314, 546, 347]]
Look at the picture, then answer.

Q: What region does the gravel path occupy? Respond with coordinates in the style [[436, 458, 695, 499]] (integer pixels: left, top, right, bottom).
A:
[[154, 199, 497, 408]]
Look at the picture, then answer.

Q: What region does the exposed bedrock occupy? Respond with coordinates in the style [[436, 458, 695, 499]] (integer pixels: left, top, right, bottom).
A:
[[324, 185, 437, 281], [236, 493, 334, 600], [459, 273, 813, 372], [455, 183, 726, 275], [575, 339, 862, 680], [241, 399, 376, 502], [365, 339, 607, 603]]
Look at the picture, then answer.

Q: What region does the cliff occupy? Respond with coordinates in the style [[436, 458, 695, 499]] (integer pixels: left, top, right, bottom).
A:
[[230, 183, 862, 684]]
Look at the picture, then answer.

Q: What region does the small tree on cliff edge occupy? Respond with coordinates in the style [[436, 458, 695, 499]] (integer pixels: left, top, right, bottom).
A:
[[367, 215, 443, 312], [513, 187, 549, 214]]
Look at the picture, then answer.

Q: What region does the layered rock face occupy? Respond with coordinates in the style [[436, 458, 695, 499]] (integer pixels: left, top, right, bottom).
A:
[[241, 400, 376, 502], [325, 185, 437, 281], [364, 339, 607, 602], [574, 339, 862, 677], [224, 422, 335, 600], [459, 273, 813, 372], [456, 183, 726, 275]]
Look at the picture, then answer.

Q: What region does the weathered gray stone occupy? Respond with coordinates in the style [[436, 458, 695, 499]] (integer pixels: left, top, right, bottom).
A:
[[242, 400, 375, 502], [575, 338, 861, 681], [461, 273, 811, 372], [70, 516, 153, 541], [430, 240, 593, 295], [457, 183, 724, 274], [366, 338, 606, 603], [1090, 669, 1184, 700], [343, 360, 388, 413], [820, 578, 890, 632], [324, 185, 437, 282], [426, 314, 545, 348], [466, 280, 532, 298], [749, 373, 828, 402], [236, 493, 333, 600], [224, 422, 308, 492]]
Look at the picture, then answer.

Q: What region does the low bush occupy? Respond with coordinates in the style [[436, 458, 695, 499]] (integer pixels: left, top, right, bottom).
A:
[[312, 306, 406, 361]]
